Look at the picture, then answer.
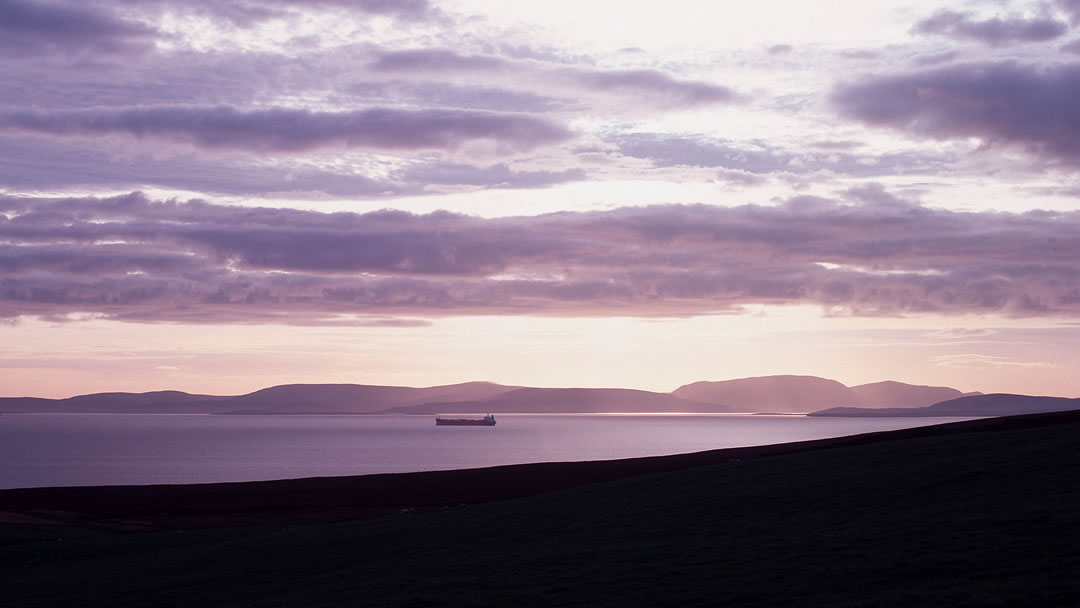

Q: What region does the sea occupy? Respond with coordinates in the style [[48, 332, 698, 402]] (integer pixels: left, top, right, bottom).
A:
[[0, 413, 973, 490]]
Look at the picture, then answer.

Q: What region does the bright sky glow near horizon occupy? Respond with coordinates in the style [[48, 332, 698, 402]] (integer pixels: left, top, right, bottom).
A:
[[2, 0, 1080, 398]]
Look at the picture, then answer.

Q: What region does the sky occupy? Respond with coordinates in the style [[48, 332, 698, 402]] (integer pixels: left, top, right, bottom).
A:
[[2, 0, 1080, 398]]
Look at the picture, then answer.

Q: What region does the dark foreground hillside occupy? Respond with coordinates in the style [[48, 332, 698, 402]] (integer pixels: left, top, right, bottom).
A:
[[3, 412, 1079, 607]]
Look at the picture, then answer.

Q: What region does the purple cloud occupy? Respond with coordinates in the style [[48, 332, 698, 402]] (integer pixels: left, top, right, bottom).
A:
[[395, 162, 587, 190], [347, 81, 571, 113], [767, 44, 794, 55], [912, 10, 1068, 46], [0, 44, 566, 116], [369, 49, 508, 72], [113, 0, 433, 26], [610, 133, 949, 177], [0, 47, 295, 111], [567, 68, 736, 106], [0, 135, 587, 197], [838, 49, 880, 61], [0, 105, 573, 154], [910, 50, 961, 66], [612, 133, 779, 170], [0, 0, 157, 56], [3, 190, 1080, 323], [1058, 0, 1080, 25], [832, 61, 1080, 166], [0, 134, 390, 196], [369, 49, 738, 108]]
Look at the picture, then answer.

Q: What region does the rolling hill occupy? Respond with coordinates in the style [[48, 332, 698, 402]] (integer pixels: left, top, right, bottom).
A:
[[0, 382, 518, 415], [385, 387, 726, 414], [671, 375, 964, 412], [0, 376, 1047, 416], [810, 393, 1080, 417], [849, 380, 964, 408]]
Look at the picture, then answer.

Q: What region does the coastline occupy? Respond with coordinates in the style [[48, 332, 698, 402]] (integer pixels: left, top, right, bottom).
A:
[[2, 409, 1075, 531]]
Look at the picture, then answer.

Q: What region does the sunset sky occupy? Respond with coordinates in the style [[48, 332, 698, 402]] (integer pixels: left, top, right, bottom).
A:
[[3, 0, 1080, 398]]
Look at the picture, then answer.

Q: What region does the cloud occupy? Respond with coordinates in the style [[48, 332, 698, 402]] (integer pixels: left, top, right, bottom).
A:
[[1058, 0, 1080, 25], [368, 48, 738, 109], [0, 105, 574, 154], [832, 61, 1080, 166], [395, 162, 588, 191], [0, 0, 157, 57], [926, 328, 997, 340], [0, 135, 586, 197], [767, 44, 793, 55], [347, 81, 570, 113], [910, 50, 961, 66], [838, 49, 880, 61], [612, 133, 779, 171], [369, 49, 507, 72], [3, 189, 1080, 324], [567, 68, 736, 105], [0, 43, 567, 114], [0, 47, 294, 111], [933, 354, 1055, 369], [114, 0, 433, 26], [610, 132, 950, 177], [911, 10, 1067, 46], [715, 168, 766, 187]]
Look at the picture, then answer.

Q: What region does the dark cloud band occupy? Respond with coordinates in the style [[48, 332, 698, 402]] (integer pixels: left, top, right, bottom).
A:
[[832, 61, 1080, 166], [2, 189, 1079, 323], [0, 0, 157, 56], [0, 105, 574, 154], [911, 10, 1068, 46], [369, 48, 738, 108]]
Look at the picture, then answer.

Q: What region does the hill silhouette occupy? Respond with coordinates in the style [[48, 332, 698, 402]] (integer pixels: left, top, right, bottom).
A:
[[849, 380, 963, 408], [223, 382, 515, 414], [0, 382, 518, 415], [672, 375, 855, 412], [811, 393, 1080, 417], [671, 375, 964, 412], [386, 387, 725, 414], [0, 376, 1019, 415], [0, 390, 228, 414]]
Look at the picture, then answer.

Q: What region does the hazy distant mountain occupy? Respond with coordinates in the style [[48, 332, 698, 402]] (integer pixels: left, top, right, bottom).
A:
[[849, 381, 964, 409], [672, 376, 857, 413], [0, 376, 987, 415], [0, 391, 227, 414], [672, 376, 967, 413], [385, 387, 727, 415], [222, 382, 515, 414], [0, 383, 517, 415], [809, 394, 1080, 417]]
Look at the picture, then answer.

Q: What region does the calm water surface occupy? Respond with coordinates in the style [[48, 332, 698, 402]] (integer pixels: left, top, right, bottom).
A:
[[0, 413, 970, 489]]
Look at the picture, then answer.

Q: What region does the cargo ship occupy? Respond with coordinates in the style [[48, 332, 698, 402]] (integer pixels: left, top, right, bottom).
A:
[[435, 413, 496, 426]]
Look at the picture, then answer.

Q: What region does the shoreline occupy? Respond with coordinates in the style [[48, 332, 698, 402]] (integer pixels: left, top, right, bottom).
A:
[[2, 409, 1077, 531]]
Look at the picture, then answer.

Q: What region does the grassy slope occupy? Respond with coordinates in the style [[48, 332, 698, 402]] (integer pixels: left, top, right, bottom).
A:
[[4, 419, 1080, 607]]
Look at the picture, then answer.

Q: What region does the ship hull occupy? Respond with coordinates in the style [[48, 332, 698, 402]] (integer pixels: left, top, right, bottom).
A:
[[435, 418, 496, 426]]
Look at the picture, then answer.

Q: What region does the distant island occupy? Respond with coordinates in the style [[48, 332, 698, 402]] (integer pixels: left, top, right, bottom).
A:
[[1, 375, 1076, 419], [808, 393, 1080, 418]]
